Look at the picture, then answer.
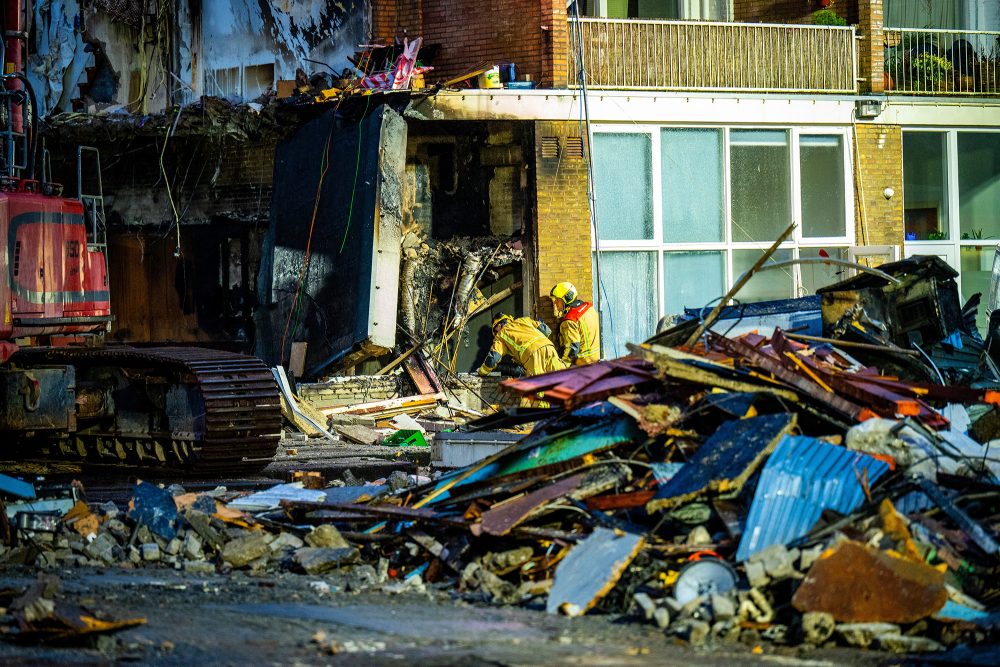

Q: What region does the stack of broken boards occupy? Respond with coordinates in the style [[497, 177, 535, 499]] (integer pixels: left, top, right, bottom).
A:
[[264, 326, 1000, 654]]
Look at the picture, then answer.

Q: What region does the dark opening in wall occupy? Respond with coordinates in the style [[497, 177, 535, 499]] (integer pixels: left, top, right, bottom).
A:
[[405, 120, 531, 241]]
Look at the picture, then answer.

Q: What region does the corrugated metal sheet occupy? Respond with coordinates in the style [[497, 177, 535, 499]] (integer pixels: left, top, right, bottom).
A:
[[736, 435, 890, 561]]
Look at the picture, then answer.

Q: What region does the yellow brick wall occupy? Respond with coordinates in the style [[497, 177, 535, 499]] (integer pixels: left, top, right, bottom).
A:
[[533, 121, 594, 330], [853, 123, 903, 248]]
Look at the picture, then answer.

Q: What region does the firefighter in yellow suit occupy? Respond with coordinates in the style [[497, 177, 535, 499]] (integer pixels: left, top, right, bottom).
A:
[[550, 281, 601, 365], [477, 313, 568, 407]]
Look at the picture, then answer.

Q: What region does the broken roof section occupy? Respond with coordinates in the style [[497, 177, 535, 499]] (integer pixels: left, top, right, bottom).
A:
[[27, 0, 370, 117]]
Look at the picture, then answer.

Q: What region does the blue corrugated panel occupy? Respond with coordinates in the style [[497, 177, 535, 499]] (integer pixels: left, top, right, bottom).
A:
[[736, 435, 890, 561]]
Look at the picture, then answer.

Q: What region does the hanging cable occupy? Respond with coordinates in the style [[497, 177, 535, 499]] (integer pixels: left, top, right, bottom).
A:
[[571, 4, 612, 355]]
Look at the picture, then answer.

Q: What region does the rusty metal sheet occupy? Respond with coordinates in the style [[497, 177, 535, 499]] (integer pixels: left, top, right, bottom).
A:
[[716, 335, 863, 420], [546, 527, 645, 616], [646, 413, 796, 513], [477, 473, 585, 536], [792, 540, 948, 623]]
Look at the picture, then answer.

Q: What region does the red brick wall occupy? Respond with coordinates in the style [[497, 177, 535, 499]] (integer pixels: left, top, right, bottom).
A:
[[372, 1, 568, 88]]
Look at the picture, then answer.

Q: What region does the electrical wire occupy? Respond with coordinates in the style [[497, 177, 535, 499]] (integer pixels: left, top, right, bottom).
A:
[[571, 3, 613, 356], [339, 93, 373, 254]]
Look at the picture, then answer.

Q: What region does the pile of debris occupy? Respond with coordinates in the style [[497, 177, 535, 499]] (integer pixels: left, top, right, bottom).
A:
[[4, 255, 1000, 656]]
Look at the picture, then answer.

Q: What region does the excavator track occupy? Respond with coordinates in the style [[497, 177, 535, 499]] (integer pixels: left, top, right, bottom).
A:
[[11, 346, 281, 474]]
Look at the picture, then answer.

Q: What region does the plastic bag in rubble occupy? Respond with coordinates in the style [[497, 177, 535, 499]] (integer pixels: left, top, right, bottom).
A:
[[845, 419, 938, 479]]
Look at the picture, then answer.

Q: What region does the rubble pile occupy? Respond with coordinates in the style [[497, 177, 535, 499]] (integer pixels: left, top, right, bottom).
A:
[[2, 255, 999, 657]]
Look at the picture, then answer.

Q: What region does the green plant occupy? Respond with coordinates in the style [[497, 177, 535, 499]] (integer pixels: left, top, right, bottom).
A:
[[812, 9, 847, 26], [912, 53, 953, 87], [928, 231, 947, 240]]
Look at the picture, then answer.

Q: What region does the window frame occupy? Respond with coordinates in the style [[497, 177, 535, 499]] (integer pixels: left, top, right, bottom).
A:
[[590, 123, 855, 322], [902, 126, 1000, 310]]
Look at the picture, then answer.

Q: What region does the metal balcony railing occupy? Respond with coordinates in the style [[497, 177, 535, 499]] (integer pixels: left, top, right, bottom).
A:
[[567, 17, 857, 93], [884, 27, 1000, 95]]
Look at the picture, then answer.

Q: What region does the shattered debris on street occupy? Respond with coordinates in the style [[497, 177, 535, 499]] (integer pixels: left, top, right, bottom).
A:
[[2, 0, 1000, 664]]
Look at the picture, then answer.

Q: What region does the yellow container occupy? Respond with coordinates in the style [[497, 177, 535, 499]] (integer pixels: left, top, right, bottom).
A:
[[477, 66, 502, 89]]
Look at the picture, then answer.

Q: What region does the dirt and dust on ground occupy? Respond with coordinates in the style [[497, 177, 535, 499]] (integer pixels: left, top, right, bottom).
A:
[[0, 566, 894, 666]]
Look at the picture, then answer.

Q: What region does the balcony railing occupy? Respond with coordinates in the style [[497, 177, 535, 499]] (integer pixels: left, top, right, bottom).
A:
[[567, 18, 857, 93], [884, 27, 1000, 95]]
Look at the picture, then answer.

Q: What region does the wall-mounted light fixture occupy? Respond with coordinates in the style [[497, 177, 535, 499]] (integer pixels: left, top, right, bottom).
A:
[[855, 98, 882, 120], [883, 187, 895, 200]]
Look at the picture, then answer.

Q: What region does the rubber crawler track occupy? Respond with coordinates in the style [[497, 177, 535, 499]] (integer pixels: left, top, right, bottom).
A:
[[14, 346, 281, 473]]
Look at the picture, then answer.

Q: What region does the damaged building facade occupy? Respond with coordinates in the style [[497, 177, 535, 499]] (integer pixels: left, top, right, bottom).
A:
[[34, 0, 1000, 379]]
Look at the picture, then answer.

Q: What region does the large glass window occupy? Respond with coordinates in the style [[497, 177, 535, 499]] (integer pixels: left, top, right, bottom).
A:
[[903, 132, 949, 240], [661, 128, 724, 243], [731, 130, 791, 243], [595, 252, 658, 357], [958, 133, 1000, 241], [593, 133, 653, 241], [592, 125, 854, 353], [800, 136, 847, 238], [663, 251, 725, 316], [903, 129, 1000, 334]]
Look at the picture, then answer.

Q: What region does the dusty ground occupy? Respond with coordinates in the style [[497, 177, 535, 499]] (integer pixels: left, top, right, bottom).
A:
[[0, 566, 913, 666]]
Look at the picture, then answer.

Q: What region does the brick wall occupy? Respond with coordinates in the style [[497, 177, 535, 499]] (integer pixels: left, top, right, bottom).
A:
[[533, 121, 593, 331], [858, 0, 883, 94], [853, 124, 903, 248], [734, 0, 858, 25], [298, 375, 408, 408], [372, 1, 568, 88]]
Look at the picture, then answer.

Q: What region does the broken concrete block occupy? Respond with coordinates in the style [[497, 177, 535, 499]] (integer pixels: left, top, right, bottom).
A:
[[634, 592, 657, 621], [461, 562, 519, 604], [836, 622, 900, 648], [676, 619, 711, 646], [165, 537, 182, 556], [744, 560, 768, 588], [183, 532, 203, 561], [876, 634, 944, 653], [653, 607, 671, 630], [345, 564, 379, 592], [140, 543, 161, 562], [304, 525, 350, 549], [802, 611, 835, 645], [184, 511, 225, 551], [792, 540, 948, 623], [685, 526, 711, 547], [387, 470, 411, 492], [309, 580, 331, 595], [222, 533, 273, 568], [710, 594, 736, 622], [799, 544, 825, 572], [84, 533, 117, 564], [269, 532, 305, 552], [294, 547, 360, 575], [751, 544, 799, 581], [183, 561, 216, 574]]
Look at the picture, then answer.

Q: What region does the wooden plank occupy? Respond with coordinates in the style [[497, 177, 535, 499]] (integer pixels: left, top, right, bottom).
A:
[[478, 473, 585, 536], [289, 342, 308, 378], [273, 367, 337, 441], [322, 393, 444, 416]]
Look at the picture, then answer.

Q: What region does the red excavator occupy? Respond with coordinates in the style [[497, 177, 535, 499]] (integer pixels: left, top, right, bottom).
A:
[[0, 2, 280, 472]]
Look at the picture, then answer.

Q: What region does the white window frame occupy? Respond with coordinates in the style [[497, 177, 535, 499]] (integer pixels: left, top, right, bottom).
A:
[[590, 123, 855, 320], [901, 127, 1000, 299]]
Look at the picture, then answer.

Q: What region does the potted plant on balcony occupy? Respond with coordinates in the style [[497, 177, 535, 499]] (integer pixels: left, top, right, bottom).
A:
[[812, 8, 847, 26], [912, 53, 953, 91]]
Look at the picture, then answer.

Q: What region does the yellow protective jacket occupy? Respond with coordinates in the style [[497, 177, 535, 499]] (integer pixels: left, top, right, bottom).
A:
[[558, 301, 601, 365], [478, 317, 562, 376]]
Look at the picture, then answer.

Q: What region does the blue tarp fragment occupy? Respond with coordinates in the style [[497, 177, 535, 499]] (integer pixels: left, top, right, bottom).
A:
[[736, 435, 890, 561], [127, 481, 179, 540]]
